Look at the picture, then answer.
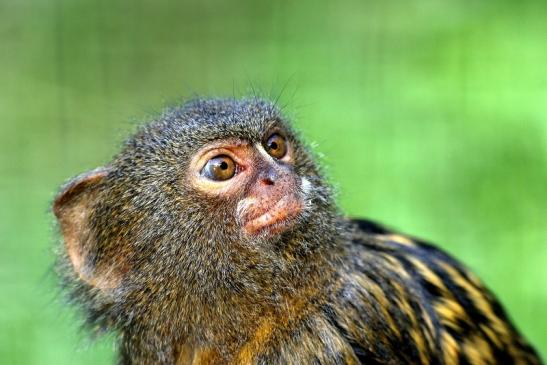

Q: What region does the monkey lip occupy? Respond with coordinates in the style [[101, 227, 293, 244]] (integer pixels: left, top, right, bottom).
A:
[[243, 195, 303, 236]]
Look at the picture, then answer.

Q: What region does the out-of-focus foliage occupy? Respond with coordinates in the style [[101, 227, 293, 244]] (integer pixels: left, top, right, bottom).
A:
[[0, 0, 545, 363]]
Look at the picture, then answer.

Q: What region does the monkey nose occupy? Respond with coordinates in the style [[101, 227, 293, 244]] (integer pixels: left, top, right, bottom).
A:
[[258, 169, 279, 186], [260, 177, 275, 186]]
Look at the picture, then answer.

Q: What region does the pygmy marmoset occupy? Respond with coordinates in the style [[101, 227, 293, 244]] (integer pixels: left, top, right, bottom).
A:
[[53, 98, 542, 364]]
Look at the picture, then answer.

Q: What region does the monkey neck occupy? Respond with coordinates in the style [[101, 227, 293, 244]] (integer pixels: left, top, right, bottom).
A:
[[121, 215, 346, 364], [184, 250, 341, 363], [189, 222, 343, 336]]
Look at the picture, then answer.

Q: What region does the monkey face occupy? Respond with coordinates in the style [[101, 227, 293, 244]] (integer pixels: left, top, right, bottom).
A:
[[187, 129, 309, 237]]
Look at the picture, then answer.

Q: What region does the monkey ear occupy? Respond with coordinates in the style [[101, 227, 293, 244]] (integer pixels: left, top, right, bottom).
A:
[[53, 167, 115, 290]]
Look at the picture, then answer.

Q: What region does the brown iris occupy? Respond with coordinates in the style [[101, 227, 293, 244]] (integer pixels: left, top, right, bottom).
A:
[[202, 155, 236, 181], [265, 133, 288, 159]]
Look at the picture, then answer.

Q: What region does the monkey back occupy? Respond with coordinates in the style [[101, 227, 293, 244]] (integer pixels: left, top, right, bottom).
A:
[[236, 219, 542, 365]]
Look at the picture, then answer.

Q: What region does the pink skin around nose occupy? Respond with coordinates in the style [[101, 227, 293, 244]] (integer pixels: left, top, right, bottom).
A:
[[238, 173, 303, 236]]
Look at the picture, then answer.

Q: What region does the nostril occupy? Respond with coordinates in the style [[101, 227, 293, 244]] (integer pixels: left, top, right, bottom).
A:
[[261, 178, 275, 186]]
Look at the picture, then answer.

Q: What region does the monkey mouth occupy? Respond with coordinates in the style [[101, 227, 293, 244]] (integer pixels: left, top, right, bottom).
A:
[[242, 195, 303, 236]]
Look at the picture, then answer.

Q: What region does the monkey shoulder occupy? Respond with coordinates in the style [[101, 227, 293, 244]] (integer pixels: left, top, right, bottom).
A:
[[317, 218, 541, 364]]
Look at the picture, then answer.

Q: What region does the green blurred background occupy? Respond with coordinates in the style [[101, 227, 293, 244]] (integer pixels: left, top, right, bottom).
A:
[[1, 0, 545, 363]]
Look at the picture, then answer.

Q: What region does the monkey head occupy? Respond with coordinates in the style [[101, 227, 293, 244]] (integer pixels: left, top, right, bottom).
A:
[[52, 99, 338, 345]]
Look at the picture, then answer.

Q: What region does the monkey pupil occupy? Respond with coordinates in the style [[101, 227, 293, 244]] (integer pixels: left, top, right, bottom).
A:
[[220, 161, 228, 170], [270, 142, 278, 150]]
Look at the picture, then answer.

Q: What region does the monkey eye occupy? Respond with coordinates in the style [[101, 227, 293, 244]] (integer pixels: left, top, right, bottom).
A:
[[201, 155, 236, 181], [264, 133, 288, 159]]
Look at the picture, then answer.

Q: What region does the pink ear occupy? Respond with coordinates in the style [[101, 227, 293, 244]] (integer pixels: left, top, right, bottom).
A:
[[53, 168, 119, 290]]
